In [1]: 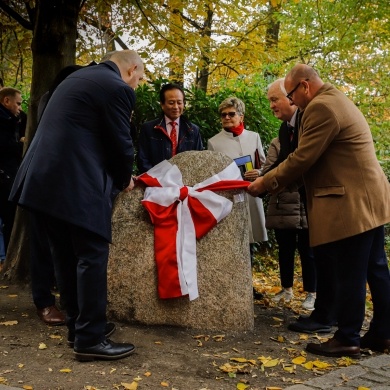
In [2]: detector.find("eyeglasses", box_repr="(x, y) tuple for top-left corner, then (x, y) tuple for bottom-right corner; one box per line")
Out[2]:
(220, 112), (237, 118)
(286, 79), (309, 101)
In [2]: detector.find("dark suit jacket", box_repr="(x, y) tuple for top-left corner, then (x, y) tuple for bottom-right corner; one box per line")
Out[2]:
(137, 116), (203, 174)
(10, 61), (135, 242)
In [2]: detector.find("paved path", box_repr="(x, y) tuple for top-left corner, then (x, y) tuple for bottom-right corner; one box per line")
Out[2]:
(284, 354), (390, 390)
(1, 355), (389, 390)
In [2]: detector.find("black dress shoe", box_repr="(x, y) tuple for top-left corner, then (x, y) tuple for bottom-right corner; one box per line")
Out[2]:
(67, 322), (116, 347)
(74, 339), (135, 361)
(288, 317), (333, 334)
(306, 337), (361, 358)
(360, 332), (390, 353)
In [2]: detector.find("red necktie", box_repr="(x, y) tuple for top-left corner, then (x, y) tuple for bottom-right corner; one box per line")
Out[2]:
(170, 121), (177, 156)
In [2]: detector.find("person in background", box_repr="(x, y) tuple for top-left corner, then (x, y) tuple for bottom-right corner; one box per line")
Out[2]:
(264, 79), (316, 310)
(10, 50), (144, 361)
(0, 87), (23, 256)
(248, 64), (390, 358)
(208, 96), (268, 299)
(137, 83), (203, 174)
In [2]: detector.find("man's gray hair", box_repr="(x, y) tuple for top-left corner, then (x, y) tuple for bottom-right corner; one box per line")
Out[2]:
(267, 78), (287, 96)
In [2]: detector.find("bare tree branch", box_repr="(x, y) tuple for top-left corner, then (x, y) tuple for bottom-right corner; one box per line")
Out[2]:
(80, 14), (129, 50)
(0, 0), (33, 30)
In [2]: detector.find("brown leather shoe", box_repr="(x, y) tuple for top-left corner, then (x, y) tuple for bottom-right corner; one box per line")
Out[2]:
(360, 333), (390, 353)
(306, 337), (361, 358)
(37, 305), (65, 326)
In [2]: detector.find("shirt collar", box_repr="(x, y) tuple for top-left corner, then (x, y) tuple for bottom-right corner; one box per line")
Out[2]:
(288, 109), (298, 128)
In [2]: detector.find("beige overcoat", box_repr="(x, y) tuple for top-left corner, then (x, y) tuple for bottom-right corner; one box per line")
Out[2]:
(208, 129), (268, 243)
(263, 83), (390, 247)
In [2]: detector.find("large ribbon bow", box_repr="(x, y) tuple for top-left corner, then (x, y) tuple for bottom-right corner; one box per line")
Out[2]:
(137, 160), (250, 301)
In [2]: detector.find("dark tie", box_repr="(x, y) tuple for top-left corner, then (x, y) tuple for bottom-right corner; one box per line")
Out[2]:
(287, 123), (294, 142)
(170, 121), (177, 156)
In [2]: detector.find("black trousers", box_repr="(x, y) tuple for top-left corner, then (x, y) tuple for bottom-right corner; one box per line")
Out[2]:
(313, 226), (390, 345)
(35, 212), (109, 348)
(29, 213), (57, 309)
(274, 228), (317, 292)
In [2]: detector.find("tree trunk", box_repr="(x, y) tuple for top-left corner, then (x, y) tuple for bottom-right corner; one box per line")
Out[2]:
(195, 7), (213, 92)
(265, 1), (280, 50)
(1, 0), (81, 282)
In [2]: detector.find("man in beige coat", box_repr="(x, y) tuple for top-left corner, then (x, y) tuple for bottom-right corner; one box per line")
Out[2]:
(248, 64), (390, 358)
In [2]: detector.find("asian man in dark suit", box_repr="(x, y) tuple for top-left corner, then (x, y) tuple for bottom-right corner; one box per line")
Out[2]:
(137, 83), (203, 174)
(10, 50), (144, 361)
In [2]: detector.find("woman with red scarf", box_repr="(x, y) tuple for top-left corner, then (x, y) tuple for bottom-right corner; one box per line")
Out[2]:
(207, 97), (268, 296)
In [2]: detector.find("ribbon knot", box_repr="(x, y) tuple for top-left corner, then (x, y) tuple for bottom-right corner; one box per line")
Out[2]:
(137, 160), (250, 301)
(179, 186), (188, 201)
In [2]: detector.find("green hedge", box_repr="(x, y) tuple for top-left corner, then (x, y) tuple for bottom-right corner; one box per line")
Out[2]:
(133, 76), (280, 153)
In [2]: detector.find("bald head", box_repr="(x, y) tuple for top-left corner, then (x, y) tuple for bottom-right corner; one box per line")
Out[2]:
(284, 64), (324, 110)
(109, 50), (144, 89)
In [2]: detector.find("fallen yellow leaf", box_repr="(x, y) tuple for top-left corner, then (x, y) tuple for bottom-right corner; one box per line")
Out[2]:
(144, 372), (152, 377)
(283, 364), (295, 373)
(230, 357), (248, 363)
(219, 363), (238, 373)
(292, 356), (306, 364)
(8, 294), (18, 298)
(0, 320), (18, 326)
(357, 387), (370, 390)
(160, 382), (169, 387)
(237, 383), (249, 389)
(266, 387), (283, 390)
(336, 356), (356, 366)
(0, 377), (7, 384)
(59, 368), (72, 373)
(18, 363), (24, 368)
(154, 341), (162, 345)
(22, 386), (33, 390)
(263, 359), (279, 367)
(272, 317), (283, 322)
(313, 360), (332, 369)
(121, 382), (138, 390)
(49, 335), (62, 339)
(38, 343), (47, 350)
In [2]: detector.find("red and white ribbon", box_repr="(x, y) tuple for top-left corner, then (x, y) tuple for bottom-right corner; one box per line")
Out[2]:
(137, 160), (249, 301)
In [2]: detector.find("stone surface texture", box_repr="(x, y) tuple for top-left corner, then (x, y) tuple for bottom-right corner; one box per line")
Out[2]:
(107, 150), (254, 331)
